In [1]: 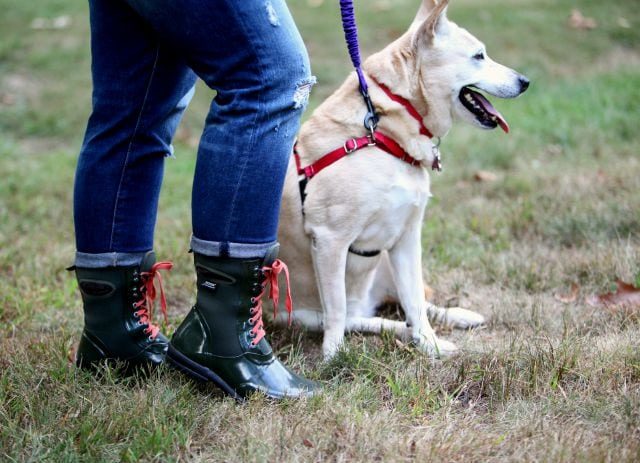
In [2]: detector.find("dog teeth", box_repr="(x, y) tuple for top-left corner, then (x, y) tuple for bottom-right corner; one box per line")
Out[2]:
(465, 94), (474, 103)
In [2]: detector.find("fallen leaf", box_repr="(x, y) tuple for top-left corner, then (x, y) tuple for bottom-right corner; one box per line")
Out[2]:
(67, 345), (77, 364)
(568, 9), (597, 30)
(423, 284), (434, 301)
(302, 438), (314, 448)
(473, 170), (498, 182)
(586, 280), (640, 311)
(0, 93), (15, 106)
(555, 283), (579, 304)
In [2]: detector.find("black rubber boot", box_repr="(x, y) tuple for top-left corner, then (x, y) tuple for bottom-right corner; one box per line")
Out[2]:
(168, 244), (319, 400)
(72, 252), (172, 373)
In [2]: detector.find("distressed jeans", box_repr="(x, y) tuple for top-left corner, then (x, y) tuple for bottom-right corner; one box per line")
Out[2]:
(73, 0), (314, 267)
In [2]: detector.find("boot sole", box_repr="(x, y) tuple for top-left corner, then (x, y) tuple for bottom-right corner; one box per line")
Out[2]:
(166, 344), (244, 402)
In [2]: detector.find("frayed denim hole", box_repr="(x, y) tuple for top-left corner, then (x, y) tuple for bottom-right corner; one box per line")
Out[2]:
(265, 1), (280, 27)
(293, 76), (317, 109)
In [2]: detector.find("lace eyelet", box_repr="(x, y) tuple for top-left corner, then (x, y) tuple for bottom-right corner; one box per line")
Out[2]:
(148, 335), (154, 341)
(250, 297), (256, 304)
(138, 321), (144, 326)
(248, 319), (254, 326)
(250, 341), (257, 347)
(133, 312), (140, 318)
(131, 303), (137, 308)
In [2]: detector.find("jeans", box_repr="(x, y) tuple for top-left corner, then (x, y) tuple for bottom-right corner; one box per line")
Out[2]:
(73, 0), (314, 267)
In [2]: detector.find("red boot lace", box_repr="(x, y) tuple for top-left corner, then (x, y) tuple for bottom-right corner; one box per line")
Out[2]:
(248, 259), (293, 346)
(133, 261), (173, 339)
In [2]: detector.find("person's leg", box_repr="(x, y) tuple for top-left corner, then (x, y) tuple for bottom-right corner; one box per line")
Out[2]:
(74, 0), (196, 267)
(72, 0), (197, 370)
(123, 0), (318, 398)
(124, 0), (315, 257)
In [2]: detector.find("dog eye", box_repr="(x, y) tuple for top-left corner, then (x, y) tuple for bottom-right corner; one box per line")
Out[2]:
(473, 52), (485, 60)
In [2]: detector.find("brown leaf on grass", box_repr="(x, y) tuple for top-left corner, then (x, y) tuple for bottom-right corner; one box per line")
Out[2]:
(555, 283), (579, 304)
(0, 93), (15, 106)
(424, 284), (434, 301)
(473, 170), (498, 182)
(302, 438), (314, 448)
(67, 345), (77, 365)
(568, 9), (597, 30)
(586, 280), (640, 311)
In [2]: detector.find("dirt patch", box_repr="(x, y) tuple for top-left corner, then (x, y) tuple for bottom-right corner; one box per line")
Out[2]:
(0, 72), (41, 106)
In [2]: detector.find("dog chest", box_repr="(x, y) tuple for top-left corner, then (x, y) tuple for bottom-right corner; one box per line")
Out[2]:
(352, 177), (431, 250)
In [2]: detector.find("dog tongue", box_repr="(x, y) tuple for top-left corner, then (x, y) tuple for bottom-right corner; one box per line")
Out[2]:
(472, 90), (510, 133)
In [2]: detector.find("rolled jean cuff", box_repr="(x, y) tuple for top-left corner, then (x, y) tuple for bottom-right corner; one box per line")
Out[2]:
(74, 251), (146, 268)
(190, 235), (277, 259)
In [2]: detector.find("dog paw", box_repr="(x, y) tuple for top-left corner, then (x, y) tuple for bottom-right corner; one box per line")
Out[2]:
(427, 303), (486, 329)
(414, 332), (459, 358)
(443, 307), (486, 329)
(322, 337), (343, 361)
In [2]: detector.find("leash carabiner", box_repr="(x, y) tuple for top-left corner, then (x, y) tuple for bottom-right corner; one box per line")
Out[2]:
(362, 90), (379, 141)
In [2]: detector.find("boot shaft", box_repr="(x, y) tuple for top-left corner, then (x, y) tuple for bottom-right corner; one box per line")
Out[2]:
(73, 251), (170, 368)
(183, 252), (272, 357)
(194, 253), (263, 322)
(75, 265), (140, 335)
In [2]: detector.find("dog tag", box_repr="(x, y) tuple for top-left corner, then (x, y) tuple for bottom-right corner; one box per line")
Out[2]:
(431, 143), (442, 172)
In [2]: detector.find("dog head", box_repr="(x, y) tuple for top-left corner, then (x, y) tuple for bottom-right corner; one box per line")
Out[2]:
(409, 0), (529, 134)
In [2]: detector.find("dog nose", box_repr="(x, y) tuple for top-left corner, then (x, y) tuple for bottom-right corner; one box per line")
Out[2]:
(519, 75), (530, 93)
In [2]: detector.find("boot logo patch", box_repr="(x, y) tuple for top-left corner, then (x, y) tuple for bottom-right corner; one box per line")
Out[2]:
(201, 281), (218, 291)
(196, 266), (236, 285)
(79, 280), (116, 297)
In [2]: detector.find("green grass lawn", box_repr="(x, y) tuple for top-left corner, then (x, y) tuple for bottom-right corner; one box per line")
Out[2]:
(1, 0), (640, 461)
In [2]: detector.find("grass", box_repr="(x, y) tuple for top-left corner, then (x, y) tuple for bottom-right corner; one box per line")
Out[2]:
(1, 0), (640, 461)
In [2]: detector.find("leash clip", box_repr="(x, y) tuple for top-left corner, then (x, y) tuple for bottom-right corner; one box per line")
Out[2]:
(361, 90), (379, 140)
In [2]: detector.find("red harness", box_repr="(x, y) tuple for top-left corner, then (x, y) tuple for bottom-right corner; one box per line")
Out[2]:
(293, 79), (441, 193)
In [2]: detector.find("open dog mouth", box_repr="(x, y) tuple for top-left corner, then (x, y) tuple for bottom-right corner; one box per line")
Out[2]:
(459, 86), (509, 133)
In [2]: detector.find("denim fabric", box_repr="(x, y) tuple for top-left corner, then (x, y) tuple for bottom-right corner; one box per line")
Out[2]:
(74, 0), (313, 265)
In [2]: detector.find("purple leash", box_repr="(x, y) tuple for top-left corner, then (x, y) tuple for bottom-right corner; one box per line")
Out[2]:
(339, 0), (379, 135)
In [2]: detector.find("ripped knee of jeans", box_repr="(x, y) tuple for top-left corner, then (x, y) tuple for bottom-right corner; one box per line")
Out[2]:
(265, 1), (280, 27)
(293, 76), (317, 110)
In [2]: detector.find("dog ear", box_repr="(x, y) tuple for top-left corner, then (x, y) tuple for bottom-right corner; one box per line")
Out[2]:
(409, 0), (437, 32)
(412, 0), (450, 48)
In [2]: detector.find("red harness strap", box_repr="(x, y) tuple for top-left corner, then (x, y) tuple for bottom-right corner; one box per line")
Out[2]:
(373, 79), (434, 139)
(294, 130), (419, 181)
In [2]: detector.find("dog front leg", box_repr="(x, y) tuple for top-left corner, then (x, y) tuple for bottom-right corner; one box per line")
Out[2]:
(310, 234), (350, 360)
(388, 224), (458, 357)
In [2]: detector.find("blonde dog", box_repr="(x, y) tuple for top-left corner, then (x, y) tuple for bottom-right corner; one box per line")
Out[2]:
(276, 0), (529, 359)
